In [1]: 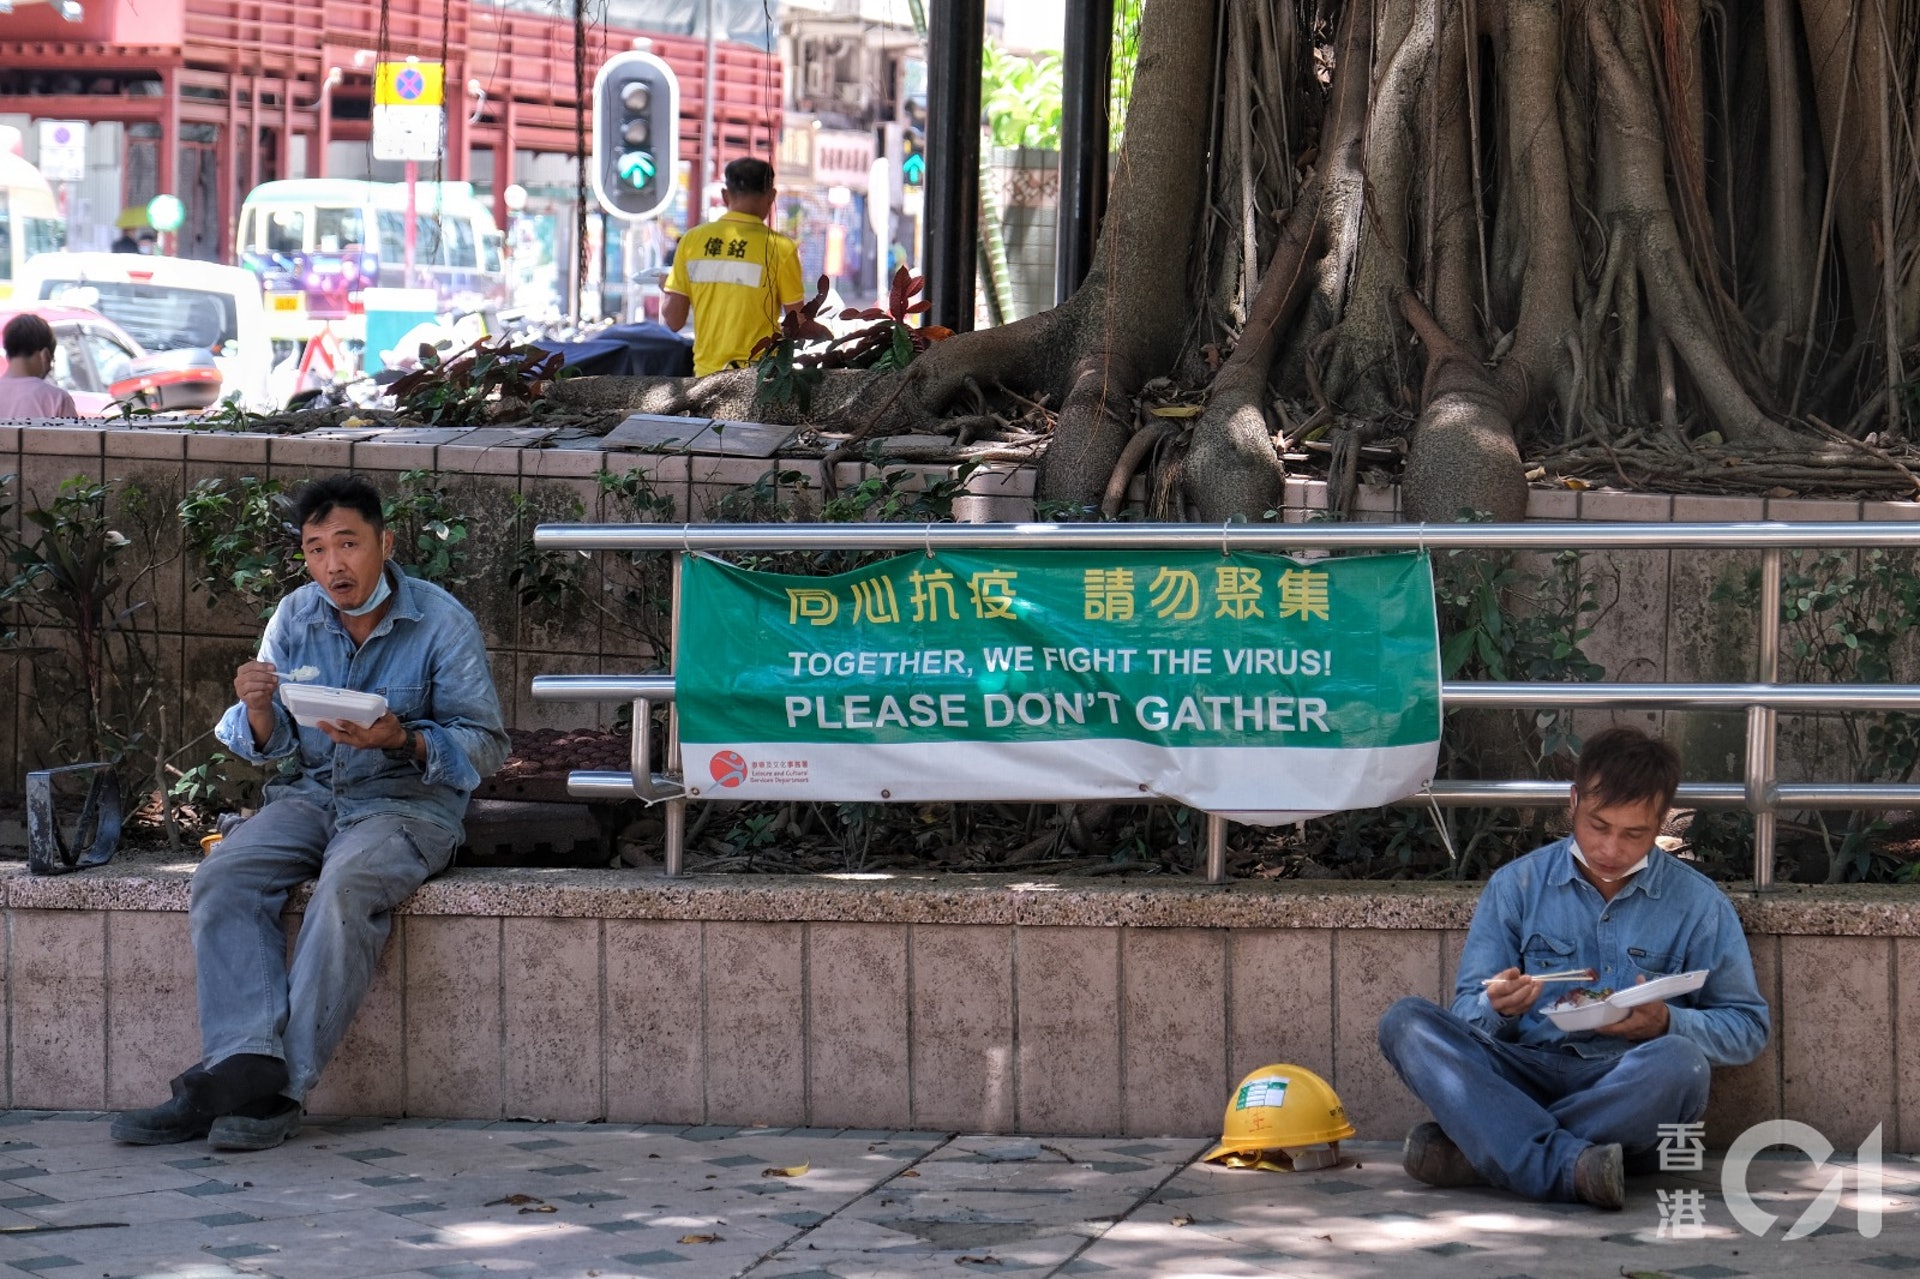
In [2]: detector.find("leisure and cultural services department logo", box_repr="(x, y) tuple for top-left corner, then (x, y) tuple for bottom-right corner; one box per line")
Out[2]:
(709, 750), (747, 788)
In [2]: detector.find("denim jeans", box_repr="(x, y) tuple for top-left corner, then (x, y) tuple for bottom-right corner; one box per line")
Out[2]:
(1377, 996), (1711, 1201)
(189, 799), (456, 1100)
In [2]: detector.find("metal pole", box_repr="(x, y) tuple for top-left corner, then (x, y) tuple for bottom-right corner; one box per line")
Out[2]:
(536, 520), (1920, 554)
(1055, 0), (1111, 303)
(1205, 813), (1227, 884)
(404, 159), (419, 287)
(926, 0), (984, 331)
(665, 551), (686, 876)
(694, 0), (718, 235)
(1750, 547), (1782, 890)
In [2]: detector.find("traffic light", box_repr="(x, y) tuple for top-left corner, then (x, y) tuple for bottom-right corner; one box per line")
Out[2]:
(901, 126), (925, 190)
(591, 51), (679, 220)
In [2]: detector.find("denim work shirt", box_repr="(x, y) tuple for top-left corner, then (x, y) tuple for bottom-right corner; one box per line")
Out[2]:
(215, 568), (509, 841)
(1450, 838), (1769, 1067)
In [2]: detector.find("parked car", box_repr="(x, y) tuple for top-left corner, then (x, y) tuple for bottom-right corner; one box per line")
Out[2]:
(0, 304), (222, 416)
(15, 252), (276, 411)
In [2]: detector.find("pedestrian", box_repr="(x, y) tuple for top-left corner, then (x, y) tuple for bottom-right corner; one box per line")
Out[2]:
(1376, 726), (1768, 1210)
(0, 313), (78, 419)
(111, 227), (141, 253)
(136, 230), (157, 254)
(662, 157), (804, 377)
(111, 475), (509, 1152)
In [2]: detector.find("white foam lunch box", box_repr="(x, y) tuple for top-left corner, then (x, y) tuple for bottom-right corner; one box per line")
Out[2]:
(279, 683), (389, 728)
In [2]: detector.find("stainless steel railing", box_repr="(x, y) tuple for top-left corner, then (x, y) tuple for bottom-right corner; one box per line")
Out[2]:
(532, 520), (1920, 889)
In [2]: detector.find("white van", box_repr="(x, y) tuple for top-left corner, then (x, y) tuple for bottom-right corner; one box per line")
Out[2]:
(237, 179), (507, 348)
(16, 252), (278, 412)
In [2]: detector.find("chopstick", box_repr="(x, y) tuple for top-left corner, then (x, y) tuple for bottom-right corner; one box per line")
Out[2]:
(1480, 967), (1597, 986)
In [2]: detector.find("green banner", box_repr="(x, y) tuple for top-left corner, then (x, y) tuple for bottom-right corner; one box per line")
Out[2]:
(676, 549), (1440, 820)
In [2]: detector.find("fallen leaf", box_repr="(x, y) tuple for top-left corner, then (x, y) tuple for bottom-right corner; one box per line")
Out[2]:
(763, 1161), (811, 1178)
(956, 1256), (1001, 1266)
(518, 1204), (558, 1214)
(1149, 404), (1203, 418)
(901, 1169), (921, 1177)
(680, 1233), (723, 1245)
(1563, 477), (1591, 490)
(485, 1194), (545, 1207)
(1170, 1213), (1193, 1227)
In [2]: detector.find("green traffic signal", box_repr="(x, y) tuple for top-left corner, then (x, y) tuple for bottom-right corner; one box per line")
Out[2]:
(594, 51), (678, 218)
(617, 151), (657, 188)
(902, 153), (925, 185)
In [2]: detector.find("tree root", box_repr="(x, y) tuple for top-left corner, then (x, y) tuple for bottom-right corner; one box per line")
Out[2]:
(1102, 419), (1183, 518)
(1040, 351), (1145, 514)
(1398, 290), (1528, 522)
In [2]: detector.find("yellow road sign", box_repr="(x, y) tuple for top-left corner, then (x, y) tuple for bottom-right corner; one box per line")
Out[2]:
(374, 62), (444, 108)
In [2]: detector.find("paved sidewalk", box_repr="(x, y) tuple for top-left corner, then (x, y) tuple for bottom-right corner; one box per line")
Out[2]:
(0, 1111), (1911, 1277)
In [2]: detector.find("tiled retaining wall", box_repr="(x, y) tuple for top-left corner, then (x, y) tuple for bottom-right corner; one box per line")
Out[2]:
(6, 857), (1917, 1151)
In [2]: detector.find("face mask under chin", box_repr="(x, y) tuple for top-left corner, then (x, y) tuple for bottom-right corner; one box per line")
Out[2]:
(333, 565), (393, 617)
(1569, 838), (1649, 883)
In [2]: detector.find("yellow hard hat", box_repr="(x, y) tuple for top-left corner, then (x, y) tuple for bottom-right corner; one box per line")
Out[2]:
(1203, 1063), (1355, 1169)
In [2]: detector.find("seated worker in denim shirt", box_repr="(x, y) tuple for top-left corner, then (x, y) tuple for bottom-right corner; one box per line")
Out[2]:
(114, 474), (508, 1152)
(1377, 727), (1768, 1211)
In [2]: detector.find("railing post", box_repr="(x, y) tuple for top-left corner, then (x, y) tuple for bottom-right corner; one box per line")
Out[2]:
(1205, 812), (1227, 884)
(1748, 546), (1783, 890)
(665, 550), (687, 877)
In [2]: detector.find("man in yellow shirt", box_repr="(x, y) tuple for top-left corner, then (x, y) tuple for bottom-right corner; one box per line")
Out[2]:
(663, 157), (805, 377)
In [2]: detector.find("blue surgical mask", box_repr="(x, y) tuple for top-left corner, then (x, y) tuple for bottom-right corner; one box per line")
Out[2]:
(336, 565), (393, 617)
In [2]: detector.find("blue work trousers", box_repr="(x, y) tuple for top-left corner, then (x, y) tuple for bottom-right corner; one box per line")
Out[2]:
(1377, 996), (1711, 1201)
(189, 799), (456, 1101)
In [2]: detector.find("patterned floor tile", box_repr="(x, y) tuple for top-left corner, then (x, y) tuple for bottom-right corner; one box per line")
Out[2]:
(179, 1180), (243, 1197)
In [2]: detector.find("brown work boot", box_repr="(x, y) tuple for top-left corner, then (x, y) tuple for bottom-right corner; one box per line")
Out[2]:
(1402, 1122), (1484, 1188)
(1573, 1142), (1626, 1210)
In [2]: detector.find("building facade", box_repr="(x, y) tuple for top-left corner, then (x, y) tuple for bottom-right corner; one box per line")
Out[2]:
(0, 0), (781, 290)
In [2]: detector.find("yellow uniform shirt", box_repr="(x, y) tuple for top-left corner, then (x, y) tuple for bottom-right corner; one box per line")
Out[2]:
(664, 211), (805, 377)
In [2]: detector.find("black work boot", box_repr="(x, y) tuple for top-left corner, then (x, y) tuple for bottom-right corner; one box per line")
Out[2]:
(209, 1096), (303, 1152)
(1402, 1121), (1486, 1188)
(198, 1053), (290, 1114)
(110, 1066), (220, 1145)
(110, 1054), (290, 1146)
